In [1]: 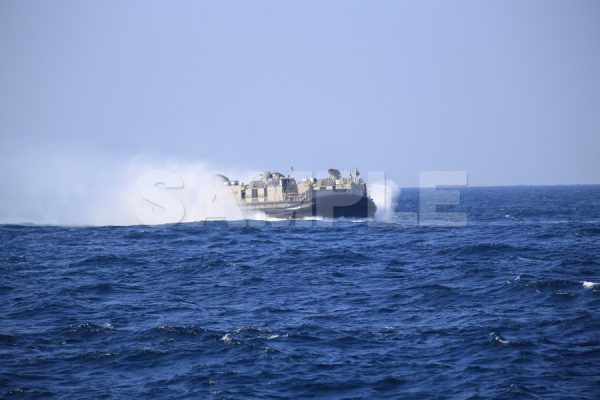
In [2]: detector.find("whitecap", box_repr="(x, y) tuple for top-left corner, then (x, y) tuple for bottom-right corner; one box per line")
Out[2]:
(581, 281), (599, 289)
(233, 326), (270, 334)
(220, 333), (232, 344)
(489, 332), (510, 344)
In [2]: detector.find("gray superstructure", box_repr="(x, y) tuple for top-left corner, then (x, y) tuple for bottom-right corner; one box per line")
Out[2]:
(219, 169), (377, 219)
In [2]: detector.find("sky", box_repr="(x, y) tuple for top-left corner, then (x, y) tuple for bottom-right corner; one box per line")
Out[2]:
(1, 0), (599, 188)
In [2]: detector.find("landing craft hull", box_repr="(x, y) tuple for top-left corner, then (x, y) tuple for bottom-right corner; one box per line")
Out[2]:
(223, 168), (377, 219)
(241, 192), (377, 219)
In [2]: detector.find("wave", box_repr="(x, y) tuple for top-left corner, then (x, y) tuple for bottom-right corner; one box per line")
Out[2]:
(438, 242), (528, 257)
(69, 254), (147, 268)
(489, 332), (511, 345)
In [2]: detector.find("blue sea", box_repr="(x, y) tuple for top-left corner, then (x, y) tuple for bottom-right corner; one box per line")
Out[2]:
(2, 186), (600, 399)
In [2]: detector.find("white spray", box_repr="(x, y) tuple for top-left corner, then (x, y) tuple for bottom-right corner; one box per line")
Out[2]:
(0, 153), (398, 226)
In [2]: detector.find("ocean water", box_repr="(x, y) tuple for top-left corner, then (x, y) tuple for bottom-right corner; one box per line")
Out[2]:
(1, 186), (600, 399)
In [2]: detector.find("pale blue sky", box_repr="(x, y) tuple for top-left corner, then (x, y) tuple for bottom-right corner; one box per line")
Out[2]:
(1, 0), (599, 186)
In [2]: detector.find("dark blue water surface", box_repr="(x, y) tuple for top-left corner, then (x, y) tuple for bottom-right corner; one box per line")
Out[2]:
(2, 186), (600, 399)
